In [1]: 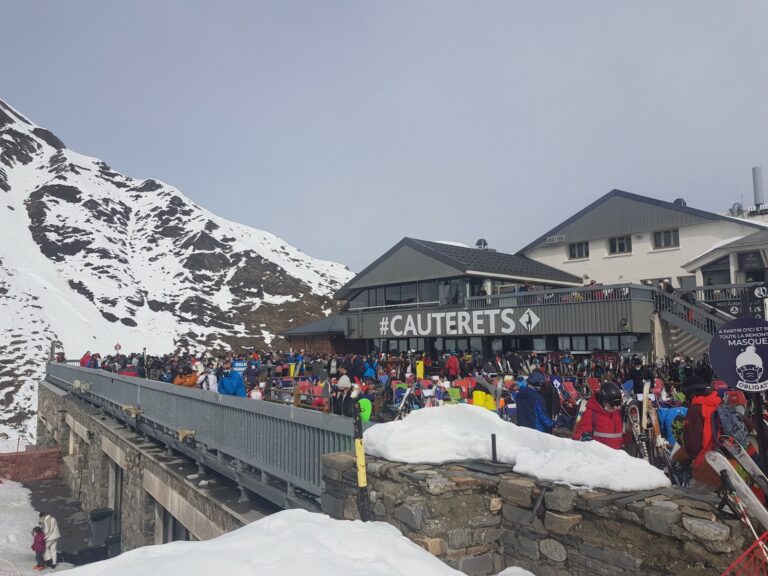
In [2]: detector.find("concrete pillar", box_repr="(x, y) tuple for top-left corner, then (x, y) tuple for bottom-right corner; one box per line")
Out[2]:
(729, 253), (739, 283)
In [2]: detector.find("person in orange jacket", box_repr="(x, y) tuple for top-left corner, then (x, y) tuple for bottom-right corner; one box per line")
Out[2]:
(173, 365), (198, 387)
(672, 375), (722, 489)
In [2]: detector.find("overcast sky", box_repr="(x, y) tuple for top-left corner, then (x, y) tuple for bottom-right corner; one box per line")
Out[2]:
(2, 1), (767, 271)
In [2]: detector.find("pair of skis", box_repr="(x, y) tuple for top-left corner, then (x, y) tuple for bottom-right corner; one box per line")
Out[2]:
(706, 450), (768, 560)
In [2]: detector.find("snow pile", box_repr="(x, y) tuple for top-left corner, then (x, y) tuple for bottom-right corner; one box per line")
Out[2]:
(364, 405), (671, 492)
(59, 509), (463, 576)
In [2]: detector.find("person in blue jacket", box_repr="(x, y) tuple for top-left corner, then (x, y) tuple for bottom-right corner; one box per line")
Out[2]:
(514, 372), (554, 433)
(218, 359), (246, 397)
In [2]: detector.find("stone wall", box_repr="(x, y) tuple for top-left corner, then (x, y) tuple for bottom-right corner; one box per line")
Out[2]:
(321, 452), (746, 576)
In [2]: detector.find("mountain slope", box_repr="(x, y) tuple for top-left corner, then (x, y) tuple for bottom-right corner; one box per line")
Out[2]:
(0, 99), (353, 447)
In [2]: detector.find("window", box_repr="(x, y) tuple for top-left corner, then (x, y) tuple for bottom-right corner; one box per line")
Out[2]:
(400, 283), (417, 304)
(603, 335), (619, 351)
(373, 287), (385, 307)
(620, 335), (637, 351)
(608, 236), (632, 255)
(653, 229), (679, 249)
(438, 279), (465, 305)
(385, 285), (401, 306)
(557, 336), (571, 351)
(568, 242), (589, 260)
(587, 335), (603, 351)
(349, 290), (368, 310)
(418, 281), (438, 303)
(571, 336), (586, 351)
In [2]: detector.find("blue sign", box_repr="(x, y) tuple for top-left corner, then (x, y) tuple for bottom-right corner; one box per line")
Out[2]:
(709, 317), (768, 392)
(232, 360), (247, 375)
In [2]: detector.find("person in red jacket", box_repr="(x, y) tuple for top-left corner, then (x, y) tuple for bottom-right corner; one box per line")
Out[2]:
(572, 381), (624, 449)
(444, 353), (460, 382)
(79, 351), (92, 367)
(31, 526), (46, 571)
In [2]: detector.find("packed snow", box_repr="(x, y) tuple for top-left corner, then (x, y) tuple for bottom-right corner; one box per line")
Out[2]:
(364, 404), (671, 492)
(58, 509), (464, 576)
(1, 480), (532, 576)
(0, 480), (73, 575)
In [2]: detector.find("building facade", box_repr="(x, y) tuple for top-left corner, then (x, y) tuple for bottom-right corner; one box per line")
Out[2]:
(287, 237), (661, 358)
(518, 189), (766, 289)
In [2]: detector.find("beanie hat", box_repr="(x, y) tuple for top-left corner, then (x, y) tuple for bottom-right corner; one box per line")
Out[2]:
(737, 346), (763, 369)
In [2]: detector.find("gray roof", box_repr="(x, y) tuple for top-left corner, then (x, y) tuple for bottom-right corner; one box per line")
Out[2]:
(335, 237), (581, 299)
(282, 314), (345, 336)
(717, 229), (768, 251)
(518, 189), (766, 253)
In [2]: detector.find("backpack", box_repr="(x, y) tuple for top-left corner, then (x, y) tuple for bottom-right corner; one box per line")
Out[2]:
(712, 404), (750, 448)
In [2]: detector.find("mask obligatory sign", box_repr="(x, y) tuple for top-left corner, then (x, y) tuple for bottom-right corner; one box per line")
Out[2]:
(709, 317), (768, 392)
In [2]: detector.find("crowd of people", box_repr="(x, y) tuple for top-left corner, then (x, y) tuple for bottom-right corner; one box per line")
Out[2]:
(62, 345), (765, 493)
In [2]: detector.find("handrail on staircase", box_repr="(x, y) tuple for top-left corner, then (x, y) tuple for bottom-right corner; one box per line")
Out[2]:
(652, 287), (723, 340)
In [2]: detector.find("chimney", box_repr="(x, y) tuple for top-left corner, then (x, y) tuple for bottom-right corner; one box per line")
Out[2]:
(476, 238), (488, 250)
(754, 166), (764, 209)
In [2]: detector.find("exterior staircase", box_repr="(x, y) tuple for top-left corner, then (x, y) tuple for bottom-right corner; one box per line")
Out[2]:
(652, 288), (725, 359)
(666, 323), (710, 359)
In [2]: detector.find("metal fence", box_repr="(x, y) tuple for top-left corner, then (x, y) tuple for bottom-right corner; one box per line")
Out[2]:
(45, 363), (362, 507)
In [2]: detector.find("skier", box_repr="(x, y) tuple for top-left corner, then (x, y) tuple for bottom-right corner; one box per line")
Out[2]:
(514, 372), (554, 433)
(571, 381), (624, 449)
(671, 375), (722, 489)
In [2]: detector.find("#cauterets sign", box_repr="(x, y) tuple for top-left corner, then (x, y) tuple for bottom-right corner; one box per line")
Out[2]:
(376, 308), (540, 337)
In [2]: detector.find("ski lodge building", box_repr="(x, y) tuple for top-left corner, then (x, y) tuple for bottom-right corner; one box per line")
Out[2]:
(284, 189), (768, 360)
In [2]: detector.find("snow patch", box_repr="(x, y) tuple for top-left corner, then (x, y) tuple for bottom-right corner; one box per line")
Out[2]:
(364, 405), (671, 492)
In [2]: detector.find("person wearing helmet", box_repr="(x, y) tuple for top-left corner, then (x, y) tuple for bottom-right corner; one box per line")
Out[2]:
(671, 375), (721, 489)
(571, 381), (624, 449)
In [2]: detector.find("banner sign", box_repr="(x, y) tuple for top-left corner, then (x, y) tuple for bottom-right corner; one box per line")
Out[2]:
(377, 308), (540, 337)
(232, 360), (247, 374)
(709, 317), (768, 392)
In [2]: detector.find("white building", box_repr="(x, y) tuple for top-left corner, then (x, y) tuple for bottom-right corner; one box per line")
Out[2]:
(519, 189), (766, 289)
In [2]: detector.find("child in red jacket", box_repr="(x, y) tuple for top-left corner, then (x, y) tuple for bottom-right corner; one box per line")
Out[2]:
(31, 526), (46, 571)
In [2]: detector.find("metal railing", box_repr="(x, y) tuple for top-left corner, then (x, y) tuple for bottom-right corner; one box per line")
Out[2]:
(690, 282), (761, 315)
(45, 363), (365, 509)
(652, 288), (724, 341)
(465, 283), (652, 310)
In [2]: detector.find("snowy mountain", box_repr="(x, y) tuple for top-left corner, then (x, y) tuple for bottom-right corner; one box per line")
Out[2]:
(0, 99), (354, 447)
